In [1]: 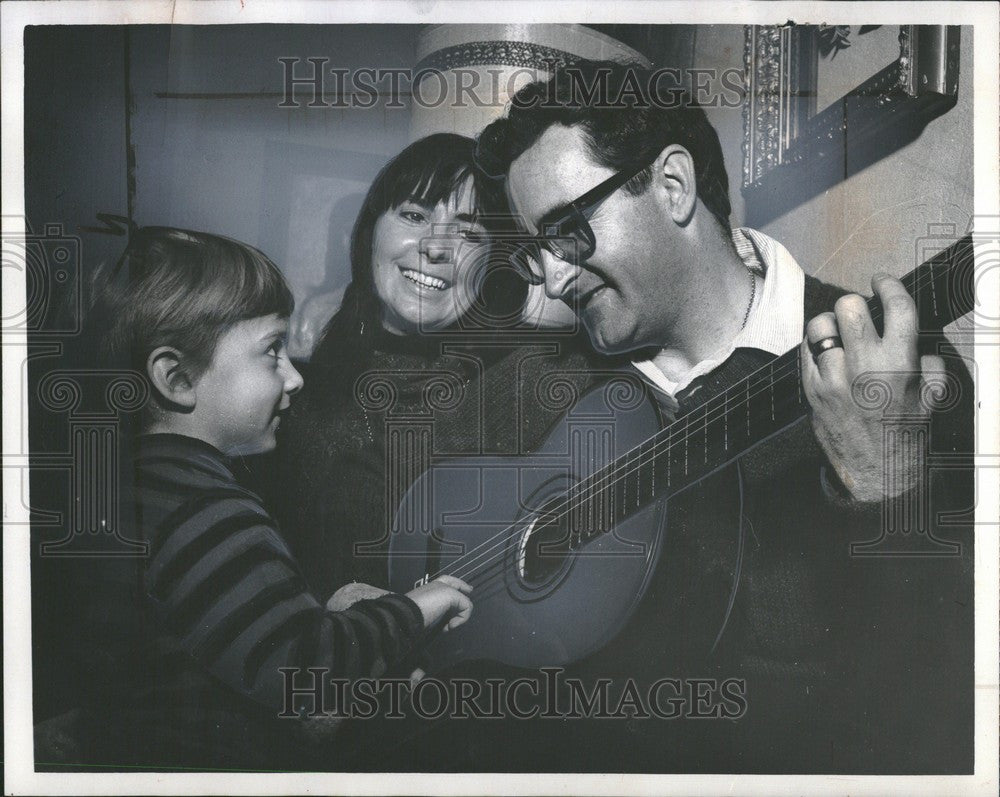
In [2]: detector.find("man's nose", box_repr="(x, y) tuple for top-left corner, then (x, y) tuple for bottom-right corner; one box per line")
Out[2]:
(540, 248), (578, 301)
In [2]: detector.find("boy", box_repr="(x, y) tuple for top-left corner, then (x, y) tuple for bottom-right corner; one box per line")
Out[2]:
(78, 227), (472, 768)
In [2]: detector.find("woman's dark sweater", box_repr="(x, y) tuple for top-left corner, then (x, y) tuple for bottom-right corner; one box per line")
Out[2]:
(271, 326), (603, 597)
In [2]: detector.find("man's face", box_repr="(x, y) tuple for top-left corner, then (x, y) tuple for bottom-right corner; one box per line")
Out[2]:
(506, 124), (675, 354)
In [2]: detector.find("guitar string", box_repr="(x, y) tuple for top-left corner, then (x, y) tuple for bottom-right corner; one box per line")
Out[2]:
(434, 352), (805, 587)
(414, 265), (953, 588)
(439, 253), (962, 588)
(432, 269), (942, 589)
(441, 353), (806, 588)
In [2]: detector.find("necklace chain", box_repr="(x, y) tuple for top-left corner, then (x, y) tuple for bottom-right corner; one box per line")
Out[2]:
(740, 264), (757, 331)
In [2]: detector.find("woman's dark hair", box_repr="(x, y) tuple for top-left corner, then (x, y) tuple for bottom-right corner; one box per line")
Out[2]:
(311, 133), (523, 393)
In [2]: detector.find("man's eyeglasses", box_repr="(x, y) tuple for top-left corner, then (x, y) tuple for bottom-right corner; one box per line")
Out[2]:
(497, 157), (655, 285)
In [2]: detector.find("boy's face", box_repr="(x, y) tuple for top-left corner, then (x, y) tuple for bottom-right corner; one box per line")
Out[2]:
(193, 314), (303, 456)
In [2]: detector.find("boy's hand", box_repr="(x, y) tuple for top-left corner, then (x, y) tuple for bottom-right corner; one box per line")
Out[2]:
(406, 575), (473, 633)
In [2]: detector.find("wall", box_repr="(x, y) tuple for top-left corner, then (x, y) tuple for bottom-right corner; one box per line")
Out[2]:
(128, 25), (419, 312)
(760, 27), (973, 293)
(25, 24), (132, 723)
(693, 24), (974, 353)
(766, 26), (973, 295)
(24, 25), (129, 308)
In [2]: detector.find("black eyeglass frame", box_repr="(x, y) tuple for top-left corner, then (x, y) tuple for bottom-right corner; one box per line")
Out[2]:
(497, 156), (657, 285)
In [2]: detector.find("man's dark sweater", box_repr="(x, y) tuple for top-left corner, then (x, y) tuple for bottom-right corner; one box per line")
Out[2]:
(597, 275), (976, 773)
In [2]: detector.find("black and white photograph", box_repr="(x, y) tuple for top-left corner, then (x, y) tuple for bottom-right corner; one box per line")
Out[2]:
(3, 1), (998, 794)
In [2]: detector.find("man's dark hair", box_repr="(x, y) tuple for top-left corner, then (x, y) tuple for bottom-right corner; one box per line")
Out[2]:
(476, 60), (732, 231)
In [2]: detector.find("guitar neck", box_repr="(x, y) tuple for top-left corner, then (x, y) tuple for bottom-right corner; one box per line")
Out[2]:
(567, 235), (975, 541)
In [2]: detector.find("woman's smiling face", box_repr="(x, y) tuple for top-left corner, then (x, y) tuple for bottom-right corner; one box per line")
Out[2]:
(371, 178), (489, 335)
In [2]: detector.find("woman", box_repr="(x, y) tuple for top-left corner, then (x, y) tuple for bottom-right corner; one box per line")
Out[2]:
(272, 133), (598, 599)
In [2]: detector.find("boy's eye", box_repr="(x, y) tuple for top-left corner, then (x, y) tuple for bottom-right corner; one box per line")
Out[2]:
(266, 340), (284, 358)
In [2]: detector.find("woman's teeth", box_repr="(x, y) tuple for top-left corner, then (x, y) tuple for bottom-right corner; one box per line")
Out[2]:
(401, 269), (447, 291)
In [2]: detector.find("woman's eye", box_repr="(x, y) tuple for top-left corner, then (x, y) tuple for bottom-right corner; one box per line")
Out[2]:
(266, 341), (283, 358)
(461, 229), (487, 242)
(400, 210), (426, 224)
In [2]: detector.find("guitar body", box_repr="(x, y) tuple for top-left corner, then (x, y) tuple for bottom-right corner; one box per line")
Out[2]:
(388, 378), (669, 671)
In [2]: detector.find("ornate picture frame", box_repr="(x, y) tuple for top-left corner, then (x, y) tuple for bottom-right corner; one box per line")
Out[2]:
(742, 24), (960, 211)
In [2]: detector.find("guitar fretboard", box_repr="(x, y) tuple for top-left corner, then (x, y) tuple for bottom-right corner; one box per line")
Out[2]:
(560, 235), (975, 546)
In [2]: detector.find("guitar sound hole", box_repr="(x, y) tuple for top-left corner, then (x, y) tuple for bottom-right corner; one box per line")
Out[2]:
(517, 515), (572, 587)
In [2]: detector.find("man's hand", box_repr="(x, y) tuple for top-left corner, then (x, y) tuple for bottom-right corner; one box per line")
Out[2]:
(406, 575), (474, 633)
(801, 274), (946, 503)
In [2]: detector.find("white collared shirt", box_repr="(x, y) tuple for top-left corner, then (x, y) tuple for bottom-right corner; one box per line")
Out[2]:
(631, 227), (806, 411)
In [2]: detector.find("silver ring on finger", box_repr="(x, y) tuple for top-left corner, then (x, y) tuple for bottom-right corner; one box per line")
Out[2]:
(809, 335), (843, 361)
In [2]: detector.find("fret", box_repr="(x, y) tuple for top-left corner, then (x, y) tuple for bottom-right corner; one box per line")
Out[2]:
(769, 360), (775, 421)
(621, 444), (633, 510)
(589, 470), (598, 536)
(586, 472), (594, 536)
(604, 458), (614, 532)
(651, 443), (656, 498)
(667, 415), (685, 490)
(703, 403), (710, 464)
(631, 444), (639, 508)
(613, 447), (627, 528)
(627, 459), (636, 517)
(723, 389), (729, 452)
(636, 439), (652, 507)
(608, 428), (619, 531)
(666, 432), (672, 489)
(745, 379), (751, 441)
(596, 462), (605, 535)
(630, 444), (640, 514)
(796, 355), (802, 406)
(609, 449), (620, 528)
(684, 414), (690, 476)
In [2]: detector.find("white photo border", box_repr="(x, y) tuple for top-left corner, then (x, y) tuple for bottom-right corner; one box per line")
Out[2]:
(3, 2), (997, 794)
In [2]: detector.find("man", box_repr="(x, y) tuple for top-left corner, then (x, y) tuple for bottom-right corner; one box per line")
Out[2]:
(472, 61), (973, 772)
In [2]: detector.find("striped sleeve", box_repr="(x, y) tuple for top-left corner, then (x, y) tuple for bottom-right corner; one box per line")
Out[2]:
(136, 439), (424, 713)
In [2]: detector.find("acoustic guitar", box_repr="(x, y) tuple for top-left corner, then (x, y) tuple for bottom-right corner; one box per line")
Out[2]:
(387, 236), (975, 671)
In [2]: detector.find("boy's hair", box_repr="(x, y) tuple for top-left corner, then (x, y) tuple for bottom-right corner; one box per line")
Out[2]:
(91, 226), (294, 379)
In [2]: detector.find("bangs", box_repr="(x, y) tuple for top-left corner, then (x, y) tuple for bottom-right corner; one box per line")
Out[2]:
(229, 242), (295, 321)
(389, 160), (478, 211)
(369, 133), (505, 217)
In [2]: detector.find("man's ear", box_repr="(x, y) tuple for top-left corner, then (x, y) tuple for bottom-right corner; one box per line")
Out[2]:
(655, 144), (697, 225)
(146, 346), (197, 410)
